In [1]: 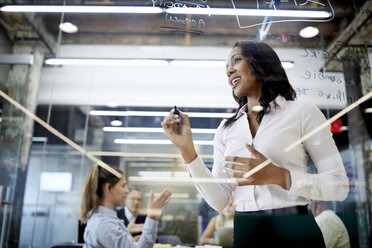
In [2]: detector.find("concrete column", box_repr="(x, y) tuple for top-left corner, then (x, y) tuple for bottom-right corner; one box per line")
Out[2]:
(342, 48), (372, 248)
(0, 41), (44, 247)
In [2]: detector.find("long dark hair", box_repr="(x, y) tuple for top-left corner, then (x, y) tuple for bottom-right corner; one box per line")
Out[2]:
(80, 164), (123, 222)
(223, 41), (296, 128)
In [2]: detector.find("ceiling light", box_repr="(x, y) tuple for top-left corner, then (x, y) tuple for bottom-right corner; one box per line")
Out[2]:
(103, 127), (216, 133)
(140, 171), (172, 177)
(32, 137), (48, 142)
(251, 106), (264, 112)
(110, 120), (123, 126)
(365, 108), (372, 114)
(299, 26), (319, 38)
(45, 58), (169, 66)
(45, 58), (293, 70)
(59, 22), (78, 33)
(144, 191), (190, 198)
(90, 110), (232, 118)
(166, 8), (331, 18)
(0, 5), (330, 18)
(0, 5), (163, 14)
(106, 102), (119, 108)
(170, 60), (226, 67)
(129, 176), (235, 184)
(113, 139), (213, 145)
(282, 61), (294, 69)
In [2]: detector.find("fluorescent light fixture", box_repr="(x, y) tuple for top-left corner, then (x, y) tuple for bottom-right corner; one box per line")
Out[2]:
(45, 58), (168, 66)
(170, 60), (226, 67)
(140, 171), (172, 177)
(40, 172), (72, 192)
(114, 139), (213, 145)
(364, 108), (372, 114)
(174, 171), (189, 178)
(110, 120), (123, 126)
(341, 126), (348, 131)
(103, 127), (216, 133)
(144, 172), (190, 178)
(299, 26), (319, 38)
(166, 7), (331, 18)
(107, 102), (119, 108)
(45, 58), (293, 70)
(129, 176), (236, 184)
(282, 61), (294, 69)
(90, 110), (232, 118)
(0, 5), (330, 18)
(59, 22), (78, 33)
(144, 192), (190, 198)
(251, 106), (264, 112)
(32, 137), (48, 142)
(0, 5), (163, 14)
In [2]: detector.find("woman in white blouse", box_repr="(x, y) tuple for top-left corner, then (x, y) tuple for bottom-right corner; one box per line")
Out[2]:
(80, 164), (172, 248)
(162, 41), (349, 247)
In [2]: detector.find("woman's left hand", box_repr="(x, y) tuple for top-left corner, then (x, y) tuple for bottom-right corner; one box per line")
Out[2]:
(224, 143), (291, 189)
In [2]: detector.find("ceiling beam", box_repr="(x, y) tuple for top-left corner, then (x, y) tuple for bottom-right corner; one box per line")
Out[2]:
(325, 0), (372, 71)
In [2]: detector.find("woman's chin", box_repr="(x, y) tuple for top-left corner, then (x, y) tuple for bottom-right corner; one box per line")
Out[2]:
(233, 90), (243, 98)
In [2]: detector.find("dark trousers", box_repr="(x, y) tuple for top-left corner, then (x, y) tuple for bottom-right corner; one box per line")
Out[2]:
(233, 207), (325, 248)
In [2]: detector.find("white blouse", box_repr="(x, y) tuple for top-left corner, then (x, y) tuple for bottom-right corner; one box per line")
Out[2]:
(186, 95), (349, 212)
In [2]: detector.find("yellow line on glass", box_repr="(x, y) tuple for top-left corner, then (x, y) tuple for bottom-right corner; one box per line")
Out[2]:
(284, 91), (372, 152)
(243, 91), (372, 179)
(0, 90), (122, 178)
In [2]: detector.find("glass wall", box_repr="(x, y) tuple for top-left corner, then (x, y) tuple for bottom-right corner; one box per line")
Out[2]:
(0, 0), (371, 247)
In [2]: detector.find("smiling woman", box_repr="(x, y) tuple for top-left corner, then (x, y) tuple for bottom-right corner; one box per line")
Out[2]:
(162, 41), (349, 247)
(225, 41), (297, 126)
(0, 0), (370, 247)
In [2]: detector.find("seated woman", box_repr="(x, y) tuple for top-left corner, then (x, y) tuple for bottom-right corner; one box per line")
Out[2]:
(200, 198), (234, 245)
(80, 164), (172, 248)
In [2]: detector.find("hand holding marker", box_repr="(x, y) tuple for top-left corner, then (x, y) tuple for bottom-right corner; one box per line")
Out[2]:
(174, 106), (182, 125)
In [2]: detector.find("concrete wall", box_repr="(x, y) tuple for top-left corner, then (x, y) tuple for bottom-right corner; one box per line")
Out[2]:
(0, 26), (11, 85)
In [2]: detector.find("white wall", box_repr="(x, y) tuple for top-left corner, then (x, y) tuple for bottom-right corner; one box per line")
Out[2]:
(38, 45), (346, 109)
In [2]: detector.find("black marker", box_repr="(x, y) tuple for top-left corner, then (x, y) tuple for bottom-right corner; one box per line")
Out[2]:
(174, 105), (182, 125)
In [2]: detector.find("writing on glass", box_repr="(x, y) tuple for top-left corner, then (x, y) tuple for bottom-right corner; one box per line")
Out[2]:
(152, 0), (208, 28)
(231, 0), (335, 29)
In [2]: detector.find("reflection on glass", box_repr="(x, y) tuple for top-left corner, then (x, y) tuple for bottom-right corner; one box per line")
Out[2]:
(0, 1), (370, 247)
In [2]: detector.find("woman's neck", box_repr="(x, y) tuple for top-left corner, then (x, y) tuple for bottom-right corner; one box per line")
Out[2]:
(99, 199), (115, 210)
(247, 96), (261, 113)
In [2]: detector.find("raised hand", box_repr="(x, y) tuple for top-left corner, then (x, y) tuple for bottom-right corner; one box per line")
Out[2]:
(147, 189), (173, 220)
(127, 218), (144, 235)
(224, 143), (291, 189)
(161, 109), (197, 163)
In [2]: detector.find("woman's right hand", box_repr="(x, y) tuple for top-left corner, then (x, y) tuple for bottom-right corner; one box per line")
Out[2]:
(127, 218), (144, 235)
(147, 189), (173, 220)
(161, 109), (197, 163)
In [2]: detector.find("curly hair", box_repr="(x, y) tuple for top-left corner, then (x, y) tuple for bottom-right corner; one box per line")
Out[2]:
(223, 41), (296, 129)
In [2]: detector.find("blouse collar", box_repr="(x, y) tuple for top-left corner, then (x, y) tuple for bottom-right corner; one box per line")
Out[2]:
(235, 95), (287, 119)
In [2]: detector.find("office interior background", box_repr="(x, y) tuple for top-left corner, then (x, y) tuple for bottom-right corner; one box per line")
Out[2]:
(0, 0), (372, 247)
